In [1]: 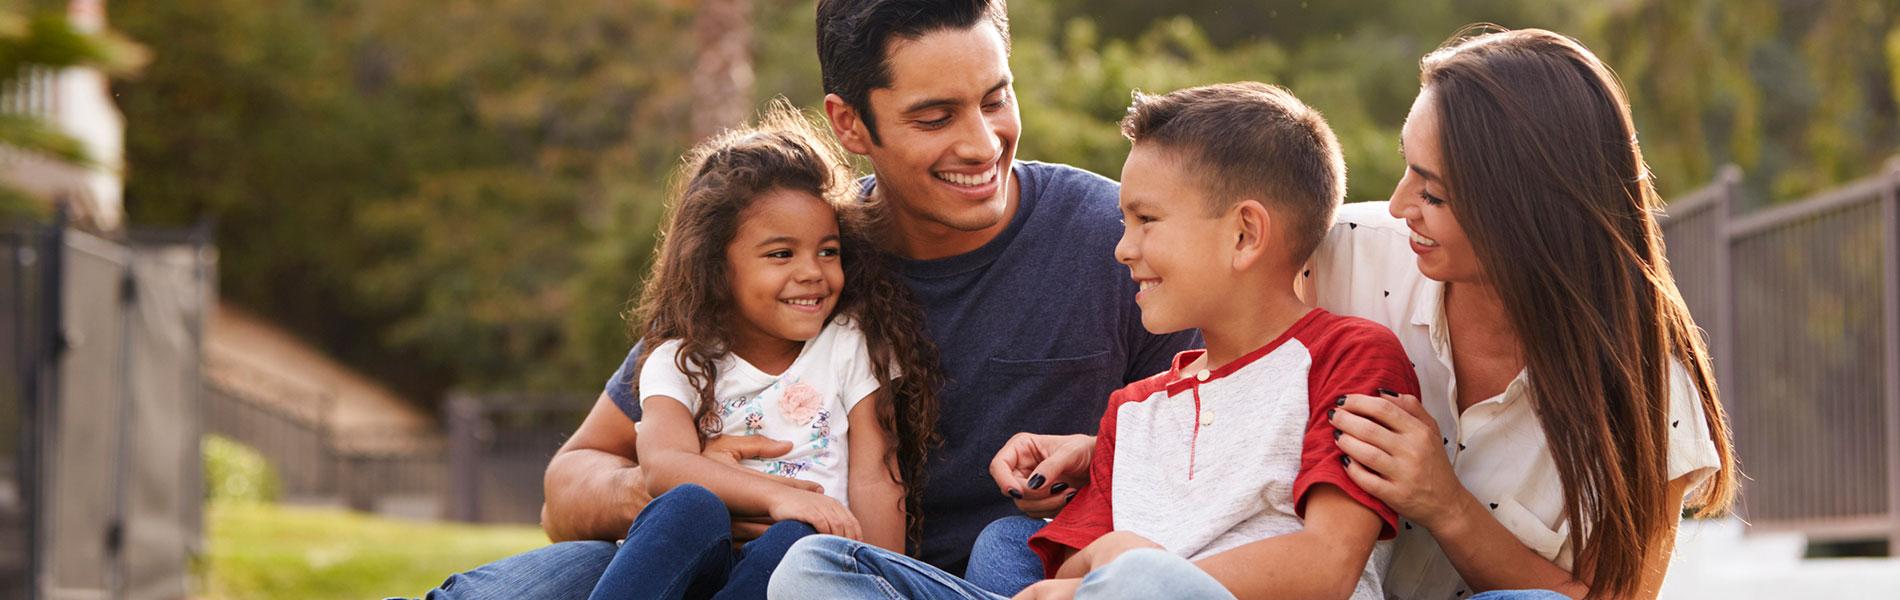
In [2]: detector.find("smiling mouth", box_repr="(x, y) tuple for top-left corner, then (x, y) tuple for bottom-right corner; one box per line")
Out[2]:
(1410, 231), (1440, 247)
(781, 296), (826, 307)
(934, 165), (997, 187)
(1137, 279), (1159, 292)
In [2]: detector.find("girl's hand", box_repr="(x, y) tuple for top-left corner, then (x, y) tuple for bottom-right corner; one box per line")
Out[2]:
(1331, 391), (1473, 530)
(769, 489), (863, 541)
(1012, 577), (1081, 600)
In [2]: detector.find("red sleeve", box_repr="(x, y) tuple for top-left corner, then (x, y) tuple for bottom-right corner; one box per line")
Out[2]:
(1293, 314), (1418, 540)
(1026, 377), (1162, 578)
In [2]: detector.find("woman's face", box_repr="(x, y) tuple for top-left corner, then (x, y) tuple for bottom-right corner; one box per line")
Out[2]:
(1389, 88), (1485, 283)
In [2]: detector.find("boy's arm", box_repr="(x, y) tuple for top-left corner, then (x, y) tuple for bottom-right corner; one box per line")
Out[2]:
(845, 389), (907, 553)
(1191, 485), (1382, 600)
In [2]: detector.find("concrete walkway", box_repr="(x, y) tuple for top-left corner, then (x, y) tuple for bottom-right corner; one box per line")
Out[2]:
(1661, 518), (1900, 598)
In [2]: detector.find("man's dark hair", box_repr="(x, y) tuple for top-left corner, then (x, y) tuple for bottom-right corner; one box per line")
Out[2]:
(816, 0), (1011, 144)
(1120, 82), (1346, 261)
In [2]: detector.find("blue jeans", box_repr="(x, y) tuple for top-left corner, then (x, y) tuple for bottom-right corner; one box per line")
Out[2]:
(962, 516), (1045, 596)
(419, 540), (617, 600)
(768, 537), (1238, 600)
(588, 484), (816, 600)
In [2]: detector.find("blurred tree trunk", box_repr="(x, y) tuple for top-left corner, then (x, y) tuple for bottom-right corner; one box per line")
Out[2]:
(693, 0), (754, 141)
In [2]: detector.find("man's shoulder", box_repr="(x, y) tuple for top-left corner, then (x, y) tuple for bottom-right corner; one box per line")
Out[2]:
(1017, 160), (1123, 241)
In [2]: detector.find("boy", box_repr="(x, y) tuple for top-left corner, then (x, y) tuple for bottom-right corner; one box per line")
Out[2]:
(769, 82), (1417, 600)
(1017, 82), (1417, 600)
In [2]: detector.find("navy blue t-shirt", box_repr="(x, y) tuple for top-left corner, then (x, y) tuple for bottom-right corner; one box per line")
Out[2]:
(603, 161), (1200, 571)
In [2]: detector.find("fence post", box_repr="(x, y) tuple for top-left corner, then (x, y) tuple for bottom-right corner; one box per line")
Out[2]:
(1713, 165), (1740, 418)
(1883, 158), (1900, 550)
(446, 393), (483, 523)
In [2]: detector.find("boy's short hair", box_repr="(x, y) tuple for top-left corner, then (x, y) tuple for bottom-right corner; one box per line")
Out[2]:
(1120, 82), (1346, 261)
(816, 0), (1011, 144)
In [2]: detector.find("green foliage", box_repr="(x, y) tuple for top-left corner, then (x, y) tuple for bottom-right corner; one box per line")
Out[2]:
(203, 434), (281, 504)
(202, 500), (545, 599)
(114, 0), (1900, 405)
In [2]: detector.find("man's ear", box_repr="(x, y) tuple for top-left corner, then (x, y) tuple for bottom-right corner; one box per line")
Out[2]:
(1232, 200), (1272, 271)
(824, 93), (873, 155)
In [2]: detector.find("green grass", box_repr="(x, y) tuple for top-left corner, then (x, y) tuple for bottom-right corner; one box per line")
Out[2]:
(203, 501), (550, 599)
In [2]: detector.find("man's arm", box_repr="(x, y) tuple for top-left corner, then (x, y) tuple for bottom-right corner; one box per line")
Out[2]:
(540, 391), (647, 542)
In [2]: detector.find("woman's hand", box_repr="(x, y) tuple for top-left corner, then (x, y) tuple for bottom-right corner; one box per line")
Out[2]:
(768, 489), (863, 541)
(1331, 391), (1475, 530)
(989, 433), (1094, 518)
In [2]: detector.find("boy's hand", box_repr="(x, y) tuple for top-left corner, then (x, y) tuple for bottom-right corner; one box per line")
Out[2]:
(1076, 531), (1163, 574)
(989, 433), (1094, 518)
(1332, 391), (1471, 530)
(769, 490), (862, 541)
(1012, 577), (1081, 600)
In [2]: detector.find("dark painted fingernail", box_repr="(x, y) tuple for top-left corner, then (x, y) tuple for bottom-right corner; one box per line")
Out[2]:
(1027, 474), (1046, 490)
(1328, 408), (1337, 420)
(1334, 395), (1347, 406)
(1065, 491), (1078, 502)
(1050, 482), (1070, 494)
(1333, 429), (1342, 439)
(1376, 387), (1397, 397)
(1340, 455), (1351, 467)
(1008, 488), (1022, 499)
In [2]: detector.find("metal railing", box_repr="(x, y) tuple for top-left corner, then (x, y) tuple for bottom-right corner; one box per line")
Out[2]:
(1660, 163), (1900, 546)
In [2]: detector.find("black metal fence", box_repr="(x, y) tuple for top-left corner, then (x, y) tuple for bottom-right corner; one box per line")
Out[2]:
(1, 213), (212, 600)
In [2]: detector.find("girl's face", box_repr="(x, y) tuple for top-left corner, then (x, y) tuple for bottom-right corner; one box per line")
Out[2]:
(725, 188), (845, 356)
(1390, 88), (1484, 284)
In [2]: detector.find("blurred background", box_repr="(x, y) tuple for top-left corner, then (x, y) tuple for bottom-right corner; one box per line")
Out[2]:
(3, 0), (1900, 598)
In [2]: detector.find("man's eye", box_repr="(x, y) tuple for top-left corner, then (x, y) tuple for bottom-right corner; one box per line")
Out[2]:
(918, 116), (950, 128)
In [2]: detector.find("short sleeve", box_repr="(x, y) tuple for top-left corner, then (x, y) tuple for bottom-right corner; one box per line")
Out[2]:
(834, 320), (885, 412)
(1665, 361), (1723, 493)
(637, 339), (700, 414)
(1296, 317), (1416, 540)
(604, 340), (647, 421)
(1028, 380), (1159, 578)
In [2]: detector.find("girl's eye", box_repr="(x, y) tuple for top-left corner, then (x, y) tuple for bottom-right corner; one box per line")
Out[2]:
(766, 249), (793, 259)
(818, 247), (840, 258)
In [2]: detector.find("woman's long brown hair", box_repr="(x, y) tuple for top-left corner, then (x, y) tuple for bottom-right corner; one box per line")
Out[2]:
(1420, 28), (1737, 597)
(630, 99), (943, 550)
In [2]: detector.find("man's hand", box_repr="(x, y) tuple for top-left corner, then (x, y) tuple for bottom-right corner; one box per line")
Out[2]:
(1012, 577), (1082, 600)
(702, 435), (824, 541)
(989, 433), (1095, 518)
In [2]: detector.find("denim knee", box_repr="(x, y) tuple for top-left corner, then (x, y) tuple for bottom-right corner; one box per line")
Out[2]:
(421, 540), (617, 600)
(970, 516), (1042, 555)
(1076, 548), (1234, 600)
(651, 483), (727, 519)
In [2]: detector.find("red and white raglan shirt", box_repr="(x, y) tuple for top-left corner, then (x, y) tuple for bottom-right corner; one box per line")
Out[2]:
(1028, 309), (1418, 600)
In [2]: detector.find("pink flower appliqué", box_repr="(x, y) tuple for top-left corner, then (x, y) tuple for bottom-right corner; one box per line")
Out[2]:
(778, 382), (824, 426)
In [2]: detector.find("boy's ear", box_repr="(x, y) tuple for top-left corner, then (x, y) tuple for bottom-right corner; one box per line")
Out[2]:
(1231, 199), (1272, 271)
(824, 94), (874, 155)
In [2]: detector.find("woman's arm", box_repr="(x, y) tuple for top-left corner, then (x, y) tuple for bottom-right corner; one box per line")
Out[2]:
(639, 397), (862, 538)
(1332, 392), (1587, 597)
(845, 390), (907, 552)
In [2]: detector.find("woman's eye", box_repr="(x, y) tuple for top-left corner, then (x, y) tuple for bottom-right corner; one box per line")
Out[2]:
(1418, 191), (1446, 206)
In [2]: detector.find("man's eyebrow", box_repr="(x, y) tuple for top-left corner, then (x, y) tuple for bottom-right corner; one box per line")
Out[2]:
(900, 78), (1012, 115)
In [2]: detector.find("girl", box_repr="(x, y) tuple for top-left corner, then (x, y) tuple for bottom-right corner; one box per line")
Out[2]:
(585, 100), (942, 600)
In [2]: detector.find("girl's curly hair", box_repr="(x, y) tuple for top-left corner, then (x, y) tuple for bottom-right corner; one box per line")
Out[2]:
(629, 99), (943, 551)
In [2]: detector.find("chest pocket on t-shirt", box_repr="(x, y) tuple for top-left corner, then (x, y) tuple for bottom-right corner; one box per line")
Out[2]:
(986, 349), (1113, 375)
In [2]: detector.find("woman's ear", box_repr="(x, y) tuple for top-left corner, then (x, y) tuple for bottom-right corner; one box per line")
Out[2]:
(1231, 199), (1272, 271)
(824, 94), (873, 156)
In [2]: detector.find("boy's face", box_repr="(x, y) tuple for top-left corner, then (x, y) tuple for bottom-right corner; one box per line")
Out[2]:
(831, 24), (1020, 236)
(1115, 144), (1233, 334)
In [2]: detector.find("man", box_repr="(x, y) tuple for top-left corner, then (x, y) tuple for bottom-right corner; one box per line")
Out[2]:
(422, 2), (1196, 598)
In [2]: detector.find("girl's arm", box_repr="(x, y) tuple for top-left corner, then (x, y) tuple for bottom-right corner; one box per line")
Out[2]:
(845, 389), (907, 552)
(1333, 392), (1587, 597)
(638, 396), (862, 539)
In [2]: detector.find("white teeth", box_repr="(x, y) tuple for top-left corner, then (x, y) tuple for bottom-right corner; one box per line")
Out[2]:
(1410, 231), (1440, 247)
(934, 167), (996, 187)
(1139, 280), (1158, 292)
(783, 298), (821, 306)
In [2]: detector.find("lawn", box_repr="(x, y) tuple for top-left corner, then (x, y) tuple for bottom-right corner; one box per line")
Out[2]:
(202, 501), (550, 599)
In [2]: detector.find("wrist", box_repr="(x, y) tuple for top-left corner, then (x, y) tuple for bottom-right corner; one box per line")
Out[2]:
(1421, 490), (1483, 537)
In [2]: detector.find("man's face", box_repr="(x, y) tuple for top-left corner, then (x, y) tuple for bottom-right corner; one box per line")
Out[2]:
(833, 24), (1020, 235)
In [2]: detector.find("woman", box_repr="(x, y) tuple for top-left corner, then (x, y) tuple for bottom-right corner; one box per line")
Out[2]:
(989, 27), (1738, 600)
